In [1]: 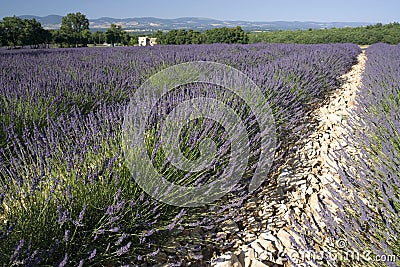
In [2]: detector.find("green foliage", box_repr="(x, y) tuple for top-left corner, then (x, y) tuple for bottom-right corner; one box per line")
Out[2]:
(0, 16), (50, 48)
(128, 36), (138, 46)
(153, 26), (248, 45)
(90, 31), (106, 45)
(0, 23), (3, 45)
(204, 26), (248, 44)
(1, 16), (24, 47)
(105, 24), (130, 46)
(90, 28), (137, 47)
(249, 22), (400, 45)
(3, 15), (399, 48)
(154, 29), (203, 45)
(59, 12), (90, 47)
(23, 18), (51, 48)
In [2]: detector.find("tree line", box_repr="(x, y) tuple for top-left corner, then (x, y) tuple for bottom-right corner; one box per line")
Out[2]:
(248, 22), (400, 45)
(1, 12), (399, 48)
(0, 13), (139, 48)
(0, 13), (249, 48)
(0, 16), (51, 48)
(151, 26), (249, 45)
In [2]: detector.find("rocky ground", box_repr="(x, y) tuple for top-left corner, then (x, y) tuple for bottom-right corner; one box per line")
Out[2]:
(210, 51), (367, 267)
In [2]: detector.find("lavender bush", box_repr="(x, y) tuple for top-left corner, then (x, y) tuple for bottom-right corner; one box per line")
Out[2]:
(324, 43), (399, 266)
(0, 43), (360, 265)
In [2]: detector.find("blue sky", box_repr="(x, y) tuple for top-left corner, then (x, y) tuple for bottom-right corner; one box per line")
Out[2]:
(1, 0), (399, 23)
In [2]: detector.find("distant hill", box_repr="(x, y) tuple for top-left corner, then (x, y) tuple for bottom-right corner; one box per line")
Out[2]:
(18, 15), (371, 32)
(19, 15), (63, 28)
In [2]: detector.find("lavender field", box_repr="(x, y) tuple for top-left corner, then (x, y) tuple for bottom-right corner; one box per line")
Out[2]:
(0, 43), (398, 266)
(328, 43), (400, 266)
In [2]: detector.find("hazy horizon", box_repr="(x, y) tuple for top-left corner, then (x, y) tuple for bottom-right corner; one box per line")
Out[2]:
(16, 14), (378, 24)
(1, 0), (399, 23)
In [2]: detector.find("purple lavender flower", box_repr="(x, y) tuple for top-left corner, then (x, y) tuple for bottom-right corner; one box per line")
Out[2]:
(57, 205), (70, 225)
(109, 227), (120, 233)
(63, 230), (70, 242)
(11, 239), (25, 261)
(73, 203), (86, 226)
(59, 253), (68, 267)
(88, 249), (96, 260)
(115, 233), (127, 246)
(116, 241), (132, 256)
(0, 43), (366, 266)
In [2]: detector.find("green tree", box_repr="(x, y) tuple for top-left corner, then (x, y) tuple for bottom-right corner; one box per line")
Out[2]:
(23, 18), (51, 48)
(152, 30), (164, 39)
(128, 36), (138, 46)
(50, 29), (66, 47)
(248, 22), (400, 45)
(204, 26), (248, 44)
(1, 16), (25, 47)
(0, 22), (3, 46)
(165, 29), (178, 44)
(105, 24), (123, 46)
(0, 17), (49, 48)
(60, 12), (90, 47)
(81, 29), (91, 46)
(90, 31), (106, 45)
(178, 29), (187, 44)
(120, 31), (131, 45)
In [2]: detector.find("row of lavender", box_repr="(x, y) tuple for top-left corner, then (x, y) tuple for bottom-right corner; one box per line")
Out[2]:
(328, 43), (399, 266)
(0, 44), (360, 266)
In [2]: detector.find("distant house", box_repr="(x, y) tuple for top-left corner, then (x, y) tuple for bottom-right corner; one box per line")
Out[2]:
(138, 36), (157, 46)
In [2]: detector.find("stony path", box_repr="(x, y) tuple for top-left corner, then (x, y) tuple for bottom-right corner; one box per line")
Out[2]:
(211, 51), (367, 267)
